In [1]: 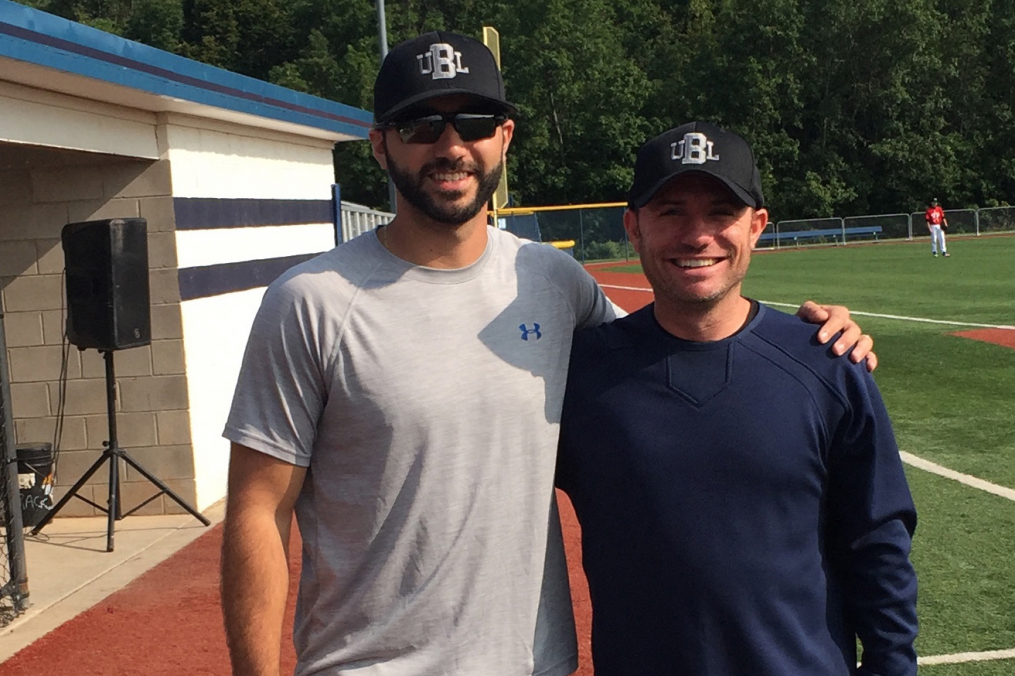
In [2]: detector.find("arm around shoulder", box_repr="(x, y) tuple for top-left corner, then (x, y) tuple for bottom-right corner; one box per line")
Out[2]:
(221, 443), (307, 676)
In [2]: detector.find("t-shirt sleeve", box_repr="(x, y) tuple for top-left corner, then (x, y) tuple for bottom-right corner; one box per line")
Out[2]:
(568, 260), (617, 330)
(827, 367), (918, 675)
(519, 242), (618, 329)
(222, 277), (329, 467)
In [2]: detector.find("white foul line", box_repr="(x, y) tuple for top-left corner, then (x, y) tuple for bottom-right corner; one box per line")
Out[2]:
(601, 283), (1015, 496)
(756, 302), (1015, 330)
(900, 454), (1015, 667)
(919, 648), (1015, 666)
(596, 286), (1015, 330)
(599, 284), (652, 292)
(899, 451), (1015, 502)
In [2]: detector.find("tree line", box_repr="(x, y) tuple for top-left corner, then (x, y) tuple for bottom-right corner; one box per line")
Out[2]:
(21, 0), (1015, 219)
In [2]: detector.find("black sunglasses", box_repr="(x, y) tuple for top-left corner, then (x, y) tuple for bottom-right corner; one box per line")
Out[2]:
(379, 113), (507, 145)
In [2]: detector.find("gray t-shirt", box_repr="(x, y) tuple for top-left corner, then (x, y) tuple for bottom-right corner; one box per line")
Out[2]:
(224, 227), (615, 676)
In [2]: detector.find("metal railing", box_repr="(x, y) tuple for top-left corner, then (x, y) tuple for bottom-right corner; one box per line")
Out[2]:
(340, 201), (394, 243)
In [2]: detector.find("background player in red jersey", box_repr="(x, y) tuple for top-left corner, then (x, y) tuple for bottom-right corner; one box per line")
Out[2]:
(925, 198), (950, 257)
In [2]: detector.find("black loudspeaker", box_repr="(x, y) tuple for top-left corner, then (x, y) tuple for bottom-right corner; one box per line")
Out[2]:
(62, 218), (151, 351)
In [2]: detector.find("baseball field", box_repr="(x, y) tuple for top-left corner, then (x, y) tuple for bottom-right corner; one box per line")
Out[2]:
(1, 234), (1010, 676)
(591, 233), (1015, 674)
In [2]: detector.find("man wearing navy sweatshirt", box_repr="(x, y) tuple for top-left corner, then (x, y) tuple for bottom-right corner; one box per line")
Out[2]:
(556, 122), (918, 676)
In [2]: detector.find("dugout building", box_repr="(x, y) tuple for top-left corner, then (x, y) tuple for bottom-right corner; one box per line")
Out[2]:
(0, 0), (373, 516)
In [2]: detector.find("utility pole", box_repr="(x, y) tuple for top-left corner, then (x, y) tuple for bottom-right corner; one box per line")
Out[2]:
(376, 0), (389, 60)
(376, 1), (397, 214)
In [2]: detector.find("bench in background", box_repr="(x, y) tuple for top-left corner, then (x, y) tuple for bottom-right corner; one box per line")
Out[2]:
(757, 225), (882, 247)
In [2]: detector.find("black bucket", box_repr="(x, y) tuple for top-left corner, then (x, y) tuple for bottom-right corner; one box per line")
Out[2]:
(16, 443), (54, 529)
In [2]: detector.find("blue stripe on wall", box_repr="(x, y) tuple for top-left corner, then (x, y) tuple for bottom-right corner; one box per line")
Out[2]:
(174, 197), (333, 230)
(0, 1), (372, 138)
(178, 254), (320, 300)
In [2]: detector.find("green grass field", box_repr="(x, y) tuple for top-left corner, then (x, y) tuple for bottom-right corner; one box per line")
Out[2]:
(605, 235), (1015, 673)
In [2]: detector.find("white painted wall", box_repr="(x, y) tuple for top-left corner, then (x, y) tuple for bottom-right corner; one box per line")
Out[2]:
(166, 113), (339, 508)
(162, 114), (335, 199)
(0, 81), (158, 159)
(176, 223), (335, 268)
(182, 287), (266, 509)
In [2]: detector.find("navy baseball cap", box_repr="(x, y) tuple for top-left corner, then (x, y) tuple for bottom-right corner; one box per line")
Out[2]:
(373, 31), (517, 123)
(627, 121), (765, 209)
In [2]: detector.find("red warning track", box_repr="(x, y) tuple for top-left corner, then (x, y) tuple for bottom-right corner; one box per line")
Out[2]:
(0, 522), (299, 676)
(0, 508), (595, 676)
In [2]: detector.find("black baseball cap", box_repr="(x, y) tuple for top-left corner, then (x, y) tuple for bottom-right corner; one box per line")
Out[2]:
(627, 121), (765, 209)
(373, 31), (517, 123)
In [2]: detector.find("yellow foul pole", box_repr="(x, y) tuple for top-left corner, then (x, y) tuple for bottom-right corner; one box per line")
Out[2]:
(483, 26), (510, 228)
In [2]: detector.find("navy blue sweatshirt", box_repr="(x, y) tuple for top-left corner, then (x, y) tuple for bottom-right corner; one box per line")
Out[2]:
(557, 303), (918, 676)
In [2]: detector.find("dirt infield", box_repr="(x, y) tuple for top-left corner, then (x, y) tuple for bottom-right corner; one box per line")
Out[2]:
(952, 328), (1015, 351)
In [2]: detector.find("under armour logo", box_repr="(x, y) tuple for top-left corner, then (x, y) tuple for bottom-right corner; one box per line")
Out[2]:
(417, 43), (470, 80)
(671, 133), (719, 165)
(519, 323), (542, 340)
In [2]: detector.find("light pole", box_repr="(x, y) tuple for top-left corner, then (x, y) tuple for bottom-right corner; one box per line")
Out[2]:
(376, 1), (397, 213)
(376, 0), (389, 60)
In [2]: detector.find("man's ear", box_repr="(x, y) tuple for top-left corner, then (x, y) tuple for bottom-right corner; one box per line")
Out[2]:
(499, 118), (515, 159)
(623, 209), (641, 254)
(748, 208), (769, 248)
(369, 128), (388, 170)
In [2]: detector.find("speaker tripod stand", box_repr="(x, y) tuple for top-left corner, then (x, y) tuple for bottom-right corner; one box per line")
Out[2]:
(30, 350), (210, 551)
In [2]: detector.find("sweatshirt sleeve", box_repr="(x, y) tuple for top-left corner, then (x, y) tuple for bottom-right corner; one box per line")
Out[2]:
(827, 366), (919, 676)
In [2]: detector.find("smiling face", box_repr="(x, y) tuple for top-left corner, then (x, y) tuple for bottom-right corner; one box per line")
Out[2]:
(369, 95), (514, 227)
(625, 173), (768, 331)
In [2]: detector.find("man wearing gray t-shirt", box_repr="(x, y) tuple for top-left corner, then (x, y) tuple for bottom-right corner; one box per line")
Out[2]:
(220, 32), (874, 676)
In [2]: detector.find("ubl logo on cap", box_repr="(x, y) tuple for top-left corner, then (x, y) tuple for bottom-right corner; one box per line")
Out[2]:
(417, 43), (470, 80)
(671, 133), (720, 165)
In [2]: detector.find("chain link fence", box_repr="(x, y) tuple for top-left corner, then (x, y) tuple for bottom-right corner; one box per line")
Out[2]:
(843, 213), (910, 241)
(496, 204), (631, 264)
(757, 217), (844, 249)
(0, 323), (28, 627)
(977, 206), (1015, 234)
(337, 197), (1015, 259)
(774, 206), (1015, 248)
(910, 209), (978, 236)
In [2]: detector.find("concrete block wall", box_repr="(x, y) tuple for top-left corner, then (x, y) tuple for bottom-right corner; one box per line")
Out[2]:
(0, 155), (196, 517)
